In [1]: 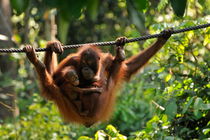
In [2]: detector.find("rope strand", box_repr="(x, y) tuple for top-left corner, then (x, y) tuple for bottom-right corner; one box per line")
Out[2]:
(0, 23), (209, 53)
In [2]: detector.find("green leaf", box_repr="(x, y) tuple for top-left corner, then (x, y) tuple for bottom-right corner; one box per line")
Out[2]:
(42, 0), (58, 8)
(170, 0), (187, 17)
(86, 0), (99, 20)
(126, 0), (145, 31)
(203, 128), (210, 135)
(57, 0), (87, 21)
(165, 100), (177, 120)
(158, 0), (168, 11)
(198, 0), (205, 5)
(193, 97), (203, 119)
(78, 136), (93, 140)
(133, 0), (148, 12)
(194, 97), (203, 110)
(95, 130), (106, 140)
(157, 67), (165, 73)
(165, 74), (172, 82)
(58, 16), (70, 44)
(10, 0), (29, 15)
(106, 125), (118, 137)
(201, 104), (210, 110)
(164, 136), (178, 140)
(182, 97), (194, 114)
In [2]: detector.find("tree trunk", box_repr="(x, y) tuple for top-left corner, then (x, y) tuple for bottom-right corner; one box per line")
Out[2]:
(0, 0), (18, 121)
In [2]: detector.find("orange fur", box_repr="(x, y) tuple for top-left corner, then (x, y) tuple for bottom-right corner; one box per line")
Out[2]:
(47, 45), (125, 126)
(24, 33), (171, 127)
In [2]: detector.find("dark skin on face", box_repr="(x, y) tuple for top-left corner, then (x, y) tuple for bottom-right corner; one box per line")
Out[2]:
(24, 29), (172, 127)
(80, 48), (100, 82)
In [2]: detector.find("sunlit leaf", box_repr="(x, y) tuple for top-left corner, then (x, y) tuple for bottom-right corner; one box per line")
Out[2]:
(203, 128), (210, 135)
(78, 136), (93, 140)
(203, 34), (210, 46)
(187, 31), (194, 39)
(165, 74), (172, 82)
(39, 40), (47, 48)
(95, 130), (106, 140)
(158, 0), (168, 11)
(12, 34), (21, 43)
(157, 67), (165, 73)
(106, 125), (118, 137)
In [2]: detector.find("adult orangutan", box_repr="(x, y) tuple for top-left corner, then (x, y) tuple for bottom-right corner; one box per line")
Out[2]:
(24, 29), (172, 127)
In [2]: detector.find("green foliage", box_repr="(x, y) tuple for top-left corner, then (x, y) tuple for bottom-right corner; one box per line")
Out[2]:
(132, 0), (148, 12)
(86, 0), (99, 20)
(0, 94), (106, 139)
(42, 0), (100, 22)
(170, 0), (187, 17)
(165, 100), (177, 120)
(0, 94), (68, 139)
(1, 0), (210, 139)
(78, 125), (127, 140)
(126, 0), (145, 31)
(10, 0), (29, 15)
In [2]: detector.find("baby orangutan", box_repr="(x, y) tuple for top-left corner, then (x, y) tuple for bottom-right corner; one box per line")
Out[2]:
(24, 29), (172, 127)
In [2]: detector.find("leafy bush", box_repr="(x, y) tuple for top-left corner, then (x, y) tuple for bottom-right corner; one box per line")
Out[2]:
(0, 0), (209, 139)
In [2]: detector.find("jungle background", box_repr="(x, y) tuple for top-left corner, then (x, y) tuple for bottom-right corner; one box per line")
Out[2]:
(0, 0), (209, 139)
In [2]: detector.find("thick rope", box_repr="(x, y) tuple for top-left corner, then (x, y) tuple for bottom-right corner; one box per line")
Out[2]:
(0, 23), (209, 53)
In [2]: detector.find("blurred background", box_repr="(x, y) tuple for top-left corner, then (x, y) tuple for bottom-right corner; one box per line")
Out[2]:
(0, 0), (209, 139)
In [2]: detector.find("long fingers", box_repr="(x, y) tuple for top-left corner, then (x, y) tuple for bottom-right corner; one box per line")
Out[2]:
(159, 28), (173, 40)
(47, 41), (64, 54)
(23, 45), (38, 64)
(115, 36), (127, 48)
